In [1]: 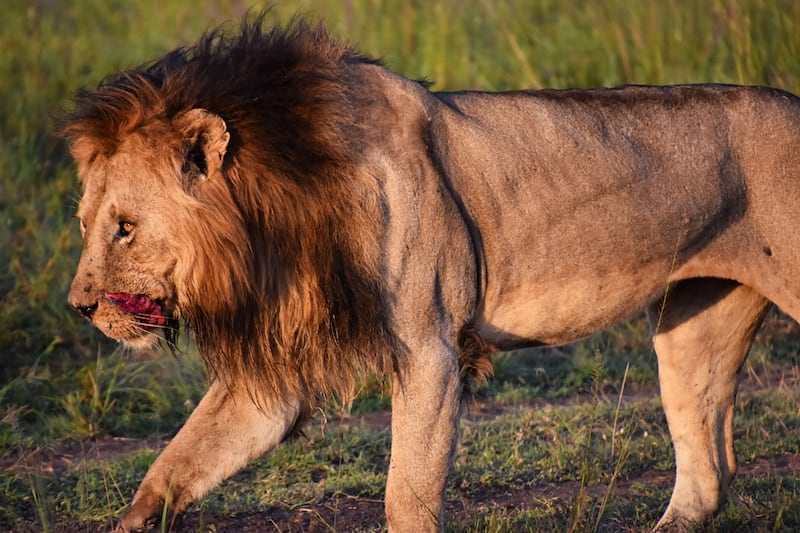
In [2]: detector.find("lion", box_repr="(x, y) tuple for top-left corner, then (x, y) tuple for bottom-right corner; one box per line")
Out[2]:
(59, 15), (800, 532)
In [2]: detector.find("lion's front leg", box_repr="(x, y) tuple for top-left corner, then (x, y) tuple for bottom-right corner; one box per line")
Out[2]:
(117, 380), (300, 531)
(385, 340), (463, 533)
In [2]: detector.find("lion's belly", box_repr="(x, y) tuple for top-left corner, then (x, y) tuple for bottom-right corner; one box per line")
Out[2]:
(474, 268), (666, 349)
(470, 206), (721, 349)
(471, 201), (748, 350)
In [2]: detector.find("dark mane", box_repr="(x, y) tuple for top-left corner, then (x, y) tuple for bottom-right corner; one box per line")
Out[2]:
(58, 15), (395, 415)
(58, 15), (380, 160)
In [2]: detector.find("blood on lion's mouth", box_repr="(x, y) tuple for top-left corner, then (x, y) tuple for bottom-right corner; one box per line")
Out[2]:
(105, 292), (167, 327)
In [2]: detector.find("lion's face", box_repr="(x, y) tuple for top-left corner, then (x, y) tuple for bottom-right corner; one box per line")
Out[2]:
(68, 109), (232, 347)
(69, 134), (185, 347)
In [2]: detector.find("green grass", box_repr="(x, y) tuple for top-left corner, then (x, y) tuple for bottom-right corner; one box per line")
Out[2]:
(2, 0), (800, 531)
(4, 370), (796, 531)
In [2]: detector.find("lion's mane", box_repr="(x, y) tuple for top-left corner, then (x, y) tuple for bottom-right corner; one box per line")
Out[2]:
(58, 17), (401, 414)
(58, 16), (494, 418)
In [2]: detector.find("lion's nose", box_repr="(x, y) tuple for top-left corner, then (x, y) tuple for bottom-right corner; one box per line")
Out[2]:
(73, 301), (98, 319)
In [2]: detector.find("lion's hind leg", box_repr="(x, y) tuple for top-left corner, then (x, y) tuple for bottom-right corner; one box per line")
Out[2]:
(648, 278), (770, 530)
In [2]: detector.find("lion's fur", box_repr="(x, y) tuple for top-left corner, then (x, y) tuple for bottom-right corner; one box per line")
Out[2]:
(61, 13), (800, 532)
(59, 18), (496, 414)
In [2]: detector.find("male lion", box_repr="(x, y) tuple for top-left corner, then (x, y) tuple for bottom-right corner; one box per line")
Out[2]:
(60, 16), (799, 532)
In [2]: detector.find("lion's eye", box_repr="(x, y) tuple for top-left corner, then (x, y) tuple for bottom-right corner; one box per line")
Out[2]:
(117, 221), (135, 238)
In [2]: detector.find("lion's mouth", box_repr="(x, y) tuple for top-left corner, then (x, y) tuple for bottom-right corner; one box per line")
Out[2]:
(105, 292), (167, 327)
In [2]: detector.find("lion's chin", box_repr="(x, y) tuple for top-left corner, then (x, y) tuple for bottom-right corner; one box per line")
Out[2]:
(120, 331), (163, 350)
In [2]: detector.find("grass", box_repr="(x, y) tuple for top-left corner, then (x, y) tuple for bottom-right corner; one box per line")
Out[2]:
(4, 360), (796, 531)
(2, 0), (800, 531)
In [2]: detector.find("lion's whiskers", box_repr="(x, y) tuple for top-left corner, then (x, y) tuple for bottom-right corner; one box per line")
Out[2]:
(128, 316), (182, 351)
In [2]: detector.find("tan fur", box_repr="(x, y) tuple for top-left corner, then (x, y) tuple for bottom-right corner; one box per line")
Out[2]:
(60, 15), (800, 532)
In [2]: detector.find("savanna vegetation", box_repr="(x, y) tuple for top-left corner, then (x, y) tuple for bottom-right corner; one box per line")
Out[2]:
(2, 1), (799, 531)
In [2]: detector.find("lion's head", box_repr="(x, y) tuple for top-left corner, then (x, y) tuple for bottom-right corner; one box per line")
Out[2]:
(65, 108), (232, 348)
(59, 18), (394, 410)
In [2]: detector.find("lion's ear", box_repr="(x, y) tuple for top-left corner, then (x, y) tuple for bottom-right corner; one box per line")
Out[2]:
(176, 108), (230, 189)
(68, 136), (100, 180)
